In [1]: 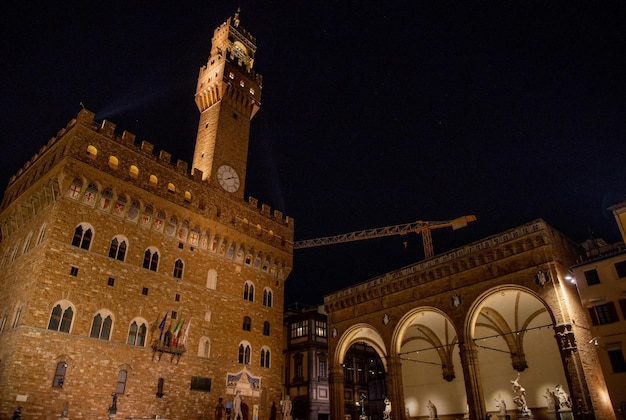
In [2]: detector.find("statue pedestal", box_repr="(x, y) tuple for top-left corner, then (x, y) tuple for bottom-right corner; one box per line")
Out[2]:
(545, 410), (557, 420)
(496, 414), (510, 420)
(515, 413), (533, 420)
(558, 409), (573, 420)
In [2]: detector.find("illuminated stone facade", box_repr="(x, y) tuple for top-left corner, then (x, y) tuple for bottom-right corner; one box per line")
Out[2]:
(324, 220), (614, 420)
(0, 11), (293, 420)
(570, 201), (626, 418)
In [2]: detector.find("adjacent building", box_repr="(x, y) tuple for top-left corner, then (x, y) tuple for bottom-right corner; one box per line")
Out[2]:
(283, 304), (331, 420)
(0, 11), (293, 419)
(570, 201), (626, 418)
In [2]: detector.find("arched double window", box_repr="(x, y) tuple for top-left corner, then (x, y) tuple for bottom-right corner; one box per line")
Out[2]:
(90, 311), (113, 340)
(71, 223), (93, 250)
(198, 337), (211, 358)
(108, 236), (128, 261)
(263, 288), (273, 307)
(173, 259), (184, 279)
(127, 319), (147, 346)
(238, 342), (251, 364)
(243, 281), (254, 302)
(48, 301), (75, 333)
(143, 248), (159, 271)
(260, 347), (271, 368)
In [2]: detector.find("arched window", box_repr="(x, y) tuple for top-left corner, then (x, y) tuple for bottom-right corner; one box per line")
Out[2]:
(86, 145), (98, 159)
(37, 222), (47, 245)
(243, 316), (251, 331)
(129, 165), (139, 179)
(243, 281), (254, 302)
(71, 223), (93, 250)
(206, 269), (217, 290)
(108, 236), (127, 261)
(198, 337), (211, 358)
(48, 301), (74, 333)
(238, 342), (251, 364)
(127, 319), (147, 346)
(263, 321), (270, 336)
(90, 311), (113, 340)
(143, 248), (159, 271)
(149, 174), (158, 187)
(173, 259), (184, 279)
(260, 347), (271, 368)
(115, 370), (127, 394)
(108, 156), (119, 170)
(263, 288), (273, 307)
(52, 361), (67, 388)
(167, 183), (176, 193)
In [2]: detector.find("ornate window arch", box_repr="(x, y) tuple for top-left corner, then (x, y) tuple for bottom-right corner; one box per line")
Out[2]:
(260, 346), (271, 368)
(198, 337), (211, 358)
(263, 287), (273, 307)
(238, 341), (251, 364)
(71, 222), (94, 250)
(127, 317), (148, 347)
(90, 309), (114, 340)
(143, 247), (159, 271)
(243, 281), (255, 302)
(108, 235), (128, 261)
(173, 259), (184, 279)
(48, 300), (75, 333)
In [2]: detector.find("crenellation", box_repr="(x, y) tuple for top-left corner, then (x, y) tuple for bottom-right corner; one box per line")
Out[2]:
(121, 130), (136, 145)
(176, 159), (188, 173)
(159, 149), (171, 163)
(141, 140), (154, 154)
(100, 120), (116, 137)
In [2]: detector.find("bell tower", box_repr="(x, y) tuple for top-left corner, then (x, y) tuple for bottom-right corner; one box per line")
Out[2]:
(193, 9), (262, 198)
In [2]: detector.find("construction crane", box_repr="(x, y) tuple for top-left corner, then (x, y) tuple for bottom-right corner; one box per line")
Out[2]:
(293, 215), (477, 260)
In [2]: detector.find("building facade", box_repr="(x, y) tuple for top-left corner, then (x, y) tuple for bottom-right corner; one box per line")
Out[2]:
(283, 305), (331, 420)
(570, 201), (626, 418)
(0, 11), (293, 420)
(324, 220), (614, 420)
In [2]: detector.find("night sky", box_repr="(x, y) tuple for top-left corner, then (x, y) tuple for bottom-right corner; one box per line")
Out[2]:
(2, 2), (625, 306)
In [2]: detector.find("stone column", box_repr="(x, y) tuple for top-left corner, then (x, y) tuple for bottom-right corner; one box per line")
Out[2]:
(329, 364), (345, 420)
(553, 324), (596, 420)
(385, 354), (406, 420)
(458, 341), (486, 420)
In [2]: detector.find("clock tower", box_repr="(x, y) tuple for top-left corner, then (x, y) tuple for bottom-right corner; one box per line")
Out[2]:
(193, 9), (262, 198)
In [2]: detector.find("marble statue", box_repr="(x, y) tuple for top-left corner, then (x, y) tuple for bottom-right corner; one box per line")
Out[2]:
(495, 394), (507, 415)
(383, 397), (391, 420)
(543, 388), (556, 411)
(510, 373), (530, 414)
(427, 400), (437, 419)
(555, 385), (572, 409)
(282, 395), (292, 420)
(233, 390), (243, 420)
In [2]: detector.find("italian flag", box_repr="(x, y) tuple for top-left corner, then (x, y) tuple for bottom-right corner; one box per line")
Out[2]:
(172, 319), (182, 346)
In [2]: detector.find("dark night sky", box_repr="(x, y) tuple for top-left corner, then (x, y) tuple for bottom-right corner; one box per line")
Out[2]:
(2, 2), (625, 306)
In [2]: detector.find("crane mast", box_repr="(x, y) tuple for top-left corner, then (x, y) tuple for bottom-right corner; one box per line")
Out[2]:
(293, 215), (477, 259)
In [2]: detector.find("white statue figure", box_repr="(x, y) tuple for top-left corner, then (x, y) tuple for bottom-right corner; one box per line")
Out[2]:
(555, 385), (572, 409)
(427, 400), (437, 419)
(510, 373), (530, 414)
(495, 394), (507, 415)
(281, 395), (293, 420)
(383, 397), (391, 420)
(543, 388), (556, 411)
(233, 390), (243, 420)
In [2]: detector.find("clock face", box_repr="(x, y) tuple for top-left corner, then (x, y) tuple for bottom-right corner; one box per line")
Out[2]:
(216, 165), (240, 192)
